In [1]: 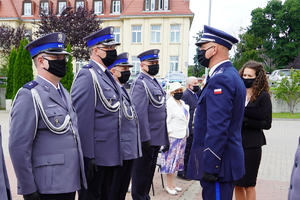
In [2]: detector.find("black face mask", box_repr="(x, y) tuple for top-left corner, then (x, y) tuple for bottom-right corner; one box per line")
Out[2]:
(243, 78), (256, 88)
(99, 49), (117, 67)
(45, 59), (67, 78)
(197, 46), (214, 68)
(192, 85), (200, 92)
(173, 92), (183, 100)
(146, 64), (159, 76)
(118, 70), (131, 84)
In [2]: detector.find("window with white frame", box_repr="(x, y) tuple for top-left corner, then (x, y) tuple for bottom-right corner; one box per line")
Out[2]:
(132, 26), (142, 43)
(40, 2), (49, 15)
(170, 56), (178, 71)
(170, 25), (180, 43)
(113, 27), (120, 43)
(145, 0), (150, 10)
(94, 1), (102, 14)
(58, 2), (67, 14)
(131, 56), (140, 74)
(24, 3), (32, 15)
(150, 0), (155, 10)
(164, 0), (168, 10)
(112, 1), (120, 13)
(151, 25), (161, 43)
(76, 1), (84, 10)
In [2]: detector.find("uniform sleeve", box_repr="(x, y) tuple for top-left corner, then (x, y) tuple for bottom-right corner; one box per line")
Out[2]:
(9, 88), (37, 195)
(203, 75), (235, 174)
(245, 92), (272, 130)
(71, 69), (96, 158)
(130, 79), (151, 142)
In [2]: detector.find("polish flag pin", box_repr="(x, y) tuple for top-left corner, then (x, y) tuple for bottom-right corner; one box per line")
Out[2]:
(214, 88), (222, 94)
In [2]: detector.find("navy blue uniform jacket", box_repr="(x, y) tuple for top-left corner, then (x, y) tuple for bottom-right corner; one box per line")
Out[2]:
(188, 61), (246, 182)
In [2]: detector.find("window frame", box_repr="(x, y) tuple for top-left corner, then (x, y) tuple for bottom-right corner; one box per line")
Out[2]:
(170, 24), (180, 43)
(93, 0), (103, 14)
(40, 0), (49, 15)
(151, 25), (161, 43)
(113, 27), (121, 43)
(57, 0), (67, 14)
(75, 0), (85, 10)
(131, 56), (141, 74)
(112, 0), (121, 14)
(132, 25), (142, 43)
(170, 56), (179, 71)
(23, 0), (32, 16)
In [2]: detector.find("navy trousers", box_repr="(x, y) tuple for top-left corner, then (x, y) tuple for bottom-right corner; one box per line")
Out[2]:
(200, 181), (234, 200)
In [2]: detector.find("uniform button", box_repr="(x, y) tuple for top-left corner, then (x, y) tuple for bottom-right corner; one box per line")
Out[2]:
(295, 161), (298, 168)
(290, 184), (293, 189)
(215, 166), (219, 169)
(47, 160), (51, 164)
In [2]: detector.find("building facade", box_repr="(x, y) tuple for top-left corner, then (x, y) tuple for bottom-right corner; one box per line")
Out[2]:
(0, 0), (194, 77)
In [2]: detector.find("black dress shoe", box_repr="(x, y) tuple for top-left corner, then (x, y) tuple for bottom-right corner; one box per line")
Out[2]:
(177, 173), (191, 181)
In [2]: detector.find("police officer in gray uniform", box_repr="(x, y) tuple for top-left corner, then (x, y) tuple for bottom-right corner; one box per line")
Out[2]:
(130, 49), (169, 200)
(108, 52), (142, 200)
(9, 32), (87, 200)
(0, 127), (11, 200)
(71, 27), (123, 200)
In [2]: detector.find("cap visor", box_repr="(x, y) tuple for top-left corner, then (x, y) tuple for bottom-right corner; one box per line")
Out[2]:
(195, 40), (210, 46)
(102, 41), (121, 46)
(44, 50), (71, 55)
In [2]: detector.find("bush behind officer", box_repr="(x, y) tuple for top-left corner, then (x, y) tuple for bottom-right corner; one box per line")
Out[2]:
(9, 32), (87, 200)
(130, 49), (169, 200)
(187, 25), (246, 200)
(107, 52), (142, 200)
(71, 26), (125, 200)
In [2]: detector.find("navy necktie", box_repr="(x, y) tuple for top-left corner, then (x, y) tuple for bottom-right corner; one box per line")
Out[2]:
(194, 93), (198, 100)
(57, 88), (62, 97)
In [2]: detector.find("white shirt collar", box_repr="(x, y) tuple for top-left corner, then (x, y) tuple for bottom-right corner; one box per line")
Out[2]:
(91, 59), (106, 72)
(209, 60), (230, 77)
(38, 75), (60, 90)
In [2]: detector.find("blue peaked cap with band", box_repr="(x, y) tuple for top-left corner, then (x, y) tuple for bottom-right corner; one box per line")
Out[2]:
(83, 26), (121, 47)
(107, 52), (133, 69)
(195, 25), (238, 50)
(137, 49), (160, 62)
(25, 32), (71, 58)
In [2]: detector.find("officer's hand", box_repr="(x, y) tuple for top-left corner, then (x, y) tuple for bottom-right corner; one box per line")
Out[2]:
(23, 191), (41, 200)
(161, 144), (170, 153)
(142, 140), (150, 151)
(202, 172), (218, 182)
(87, 158), (98, 181)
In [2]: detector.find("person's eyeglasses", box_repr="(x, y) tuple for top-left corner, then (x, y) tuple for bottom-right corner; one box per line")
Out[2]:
(42, 55), (69, 62)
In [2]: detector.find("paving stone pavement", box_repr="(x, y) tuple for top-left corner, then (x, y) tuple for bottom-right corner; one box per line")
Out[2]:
(0, 109), (298, 200)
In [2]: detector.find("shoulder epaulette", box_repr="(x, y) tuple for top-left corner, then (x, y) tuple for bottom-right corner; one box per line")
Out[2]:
(139, 75), (144, 80)
(82, 64), (92, 68)
(23, 81), (38, 90)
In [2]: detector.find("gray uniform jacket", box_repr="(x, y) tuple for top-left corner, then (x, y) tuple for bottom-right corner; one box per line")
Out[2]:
(120, 87), (142, 160)
(0, 128), (11, 200)
(288, 137), (300, 200)
(9, 76), (87, 195)
(71, 60), (124, 166)
(130, 72), (169, 146)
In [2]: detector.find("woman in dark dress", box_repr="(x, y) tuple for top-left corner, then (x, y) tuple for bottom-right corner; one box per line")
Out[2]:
(234, 61), (272, 200)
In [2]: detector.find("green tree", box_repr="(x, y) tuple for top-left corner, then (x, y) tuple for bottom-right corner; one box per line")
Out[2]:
(274, 69), (300, 114)
(190, 31), (204, 77)
(12, 39), (33, 100)
(6, 49), (17, 99)
(60, 44), (74, 92)
(247, 0), (300, 68)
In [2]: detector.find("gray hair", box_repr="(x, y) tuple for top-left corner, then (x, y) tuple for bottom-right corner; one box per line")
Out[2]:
(186, 76), (198, 87)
